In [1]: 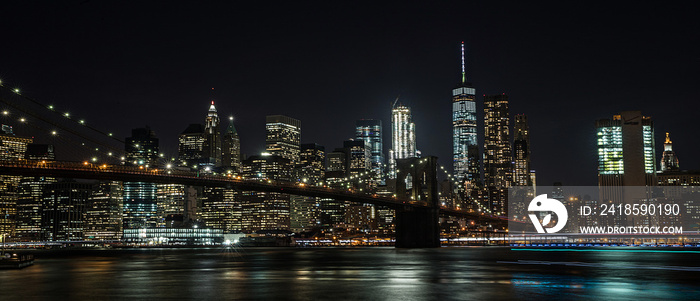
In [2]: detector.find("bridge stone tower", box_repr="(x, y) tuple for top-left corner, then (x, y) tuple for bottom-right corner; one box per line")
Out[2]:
(394, 156), (440, 248)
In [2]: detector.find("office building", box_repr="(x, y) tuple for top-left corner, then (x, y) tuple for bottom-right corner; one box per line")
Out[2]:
(660, 132), (680, 172)
(483, 94), (512, 215)
(513, 114), (532, 186)
(84, 181), (123, 241)
(202, 101), (222, 167)
(452, 42), (479, 184)
(356, 119), (385, 185)
(222, 116), (241, 172)
(178, 124), (205, 168)
(266, 115), (301, 163)
(123, 127), (159, 229)
(388, 100), (416, 179)
(0, 130), (32, 238)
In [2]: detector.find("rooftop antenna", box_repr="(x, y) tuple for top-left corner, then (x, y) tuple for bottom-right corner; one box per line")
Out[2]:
(461, 41), (466, 83)
(392, 95), (400, 108)
(210, 87), (215, 105)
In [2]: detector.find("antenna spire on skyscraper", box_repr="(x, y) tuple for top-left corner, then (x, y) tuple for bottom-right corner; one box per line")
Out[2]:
(461, 41), (466, 83)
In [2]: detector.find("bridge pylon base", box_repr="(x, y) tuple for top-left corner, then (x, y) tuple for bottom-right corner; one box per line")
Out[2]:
(394, 206), (440, 248)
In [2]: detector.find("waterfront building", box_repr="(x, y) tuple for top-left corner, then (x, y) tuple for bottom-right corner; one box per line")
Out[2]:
(84, 181), (123, 241)
(239, 155), (292, 233)
(16, 144), (55, 241)
(123, 228), (223, 245)
(41, 181), (92, 241)
(0, 130), (32, 238)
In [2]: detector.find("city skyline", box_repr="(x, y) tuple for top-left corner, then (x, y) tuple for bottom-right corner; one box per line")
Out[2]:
(0, 2), (698, 186)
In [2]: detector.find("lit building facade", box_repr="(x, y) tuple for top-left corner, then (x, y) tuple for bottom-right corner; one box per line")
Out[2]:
(388, 101), (416, 179)
(483, 94), (512, 215)
(221, 117), (241, 172)
(513, 114), (532, 186)
(596, 111), (656, 187)
(41, 181), (92, 241)
(239, 155), (292, 233)
(660, 132), (680, 172)
(201, 187), (240, 232)
(0, 131), (32, 238)
(266, 115), (301, 164)
(596, 111), (657, 204)
(84, 181), (123, 241)
(156, 183), (185, 227)
(452, 42), (479, 184)
(297, 143), (325, 185)
(344, 140), (371, 177)
(177, 124), (205, 168)
(202, 101), (222, 167)
(124, 127), (159, 229)
(356, 119), (385, 185)
(16, 144), (55, 241)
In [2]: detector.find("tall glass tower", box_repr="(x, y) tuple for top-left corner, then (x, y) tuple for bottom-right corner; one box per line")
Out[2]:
(356, 119), (385, 185)
(452, 41), (479, 183)
(222, 116), (241, 172)
(124, 127), (159, 229)
(202, 101), (222, 167)
(388, 99), (416, 179)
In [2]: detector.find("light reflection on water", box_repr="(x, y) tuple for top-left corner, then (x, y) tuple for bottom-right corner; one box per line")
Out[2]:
(0, 247), (698, 300)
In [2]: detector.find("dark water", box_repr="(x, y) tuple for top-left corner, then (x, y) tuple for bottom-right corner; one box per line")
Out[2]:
(1, 247), (700, 300)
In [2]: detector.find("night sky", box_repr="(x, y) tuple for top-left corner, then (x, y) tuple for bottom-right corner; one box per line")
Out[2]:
(1, 1), (698, 186)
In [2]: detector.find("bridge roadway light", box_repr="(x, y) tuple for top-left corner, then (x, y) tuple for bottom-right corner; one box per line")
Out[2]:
(2, 111), (7, 115)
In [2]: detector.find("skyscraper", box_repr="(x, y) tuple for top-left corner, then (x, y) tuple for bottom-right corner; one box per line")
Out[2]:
(483, 94), (512, 215)
(596, 111), (656, 189)
(344, 140), (371, 177)
(297, 143), (325, 185)
(16, 144), (56, 241)
(41, 181), (92, 241)
(389, 100), (416, 179)
(660, 132), (680, 172)
(125, 127), (159, 167)
(0, 129), (32, 238)
(239, 155), (292, 232)
(291, 144), (325, 233)
(596, 111), (657, 216)
(124, 127), (159, 229)
(221, 116), (241, 172)
(85, 181), (123, 241)
(177, 124), (205, 168)
(452, 42), (479, 184)
(513, 114), (532, 186)
(356, 120), (385, 185)
(266, 115), (301, 164)
(202, 101), (222, 167)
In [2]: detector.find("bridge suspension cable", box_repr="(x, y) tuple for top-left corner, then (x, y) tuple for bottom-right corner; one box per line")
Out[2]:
(0, 79), (126, 162)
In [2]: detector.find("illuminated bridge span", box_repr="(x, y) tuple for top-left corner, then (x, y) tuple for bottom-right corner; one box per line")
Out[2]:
(0, 159), (508, 246)
(0, 159), (504, 219)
